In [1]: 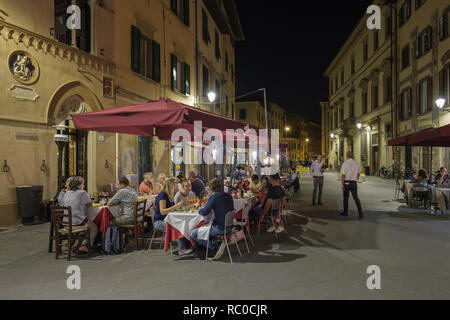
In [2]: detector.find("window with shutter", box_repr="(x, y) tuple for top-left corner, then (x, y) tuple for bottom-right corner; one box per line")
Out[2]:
(76, 0), (91, 53)
(171, 54), (177, 91)
(215, 80), (221, 110)
(408, 88), (413, 117)
(55, 0), (72, 46)
(202, 10), (210, 44)
(131, 25), (141, 73)
(202, 65), (209, 97)
(171, 54), (190, 95)
(440, 15), (445, 41)
(184, 63), (190, 95)
(427, 77), (433, 112)
(215, 30), (221, 60)
(183, 0), (190, 26)
(152, 41), (161, 82)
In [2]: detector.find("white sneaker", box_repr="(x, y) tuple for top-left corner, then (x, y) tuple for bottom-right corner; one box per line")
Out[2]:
(179, 248), (194, 256)
(212, 241), (226, 260)
(266, 226), (275, 232)
(275, 226), (285, 234)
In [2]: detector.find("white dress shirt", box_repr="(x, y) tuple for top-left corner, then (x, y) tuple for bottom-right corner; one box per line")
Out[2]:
(341, 159), (361, 181)
(310, 160), (325, 177)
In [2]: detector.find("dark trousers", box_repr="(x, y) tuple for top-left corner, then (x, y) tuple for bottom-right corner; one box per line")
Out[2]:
(312, 176), (323, 204)
(343, 181), (363, 214)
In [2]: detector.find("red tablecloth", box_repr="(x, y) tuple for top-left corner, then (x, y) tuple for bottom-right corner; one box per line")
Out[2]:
(164, 220), (206, 252)
(92, 207), (114, 238)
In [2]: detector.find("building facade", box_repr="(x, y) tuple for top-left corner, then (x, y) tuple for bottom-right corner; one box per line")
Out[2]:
(0, 0), (243, 226)
(323, 0), (450, 175)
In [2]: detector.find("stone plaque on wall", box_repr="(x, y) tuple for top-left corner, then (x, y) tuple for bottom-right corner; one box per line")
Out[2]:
(8, 84), (40, 102)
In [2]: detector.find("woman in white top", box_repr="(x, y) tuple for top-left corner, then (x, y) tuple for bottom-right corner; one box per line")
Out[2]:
(174, 180), (197, 204)
(61, 176), (98, 253)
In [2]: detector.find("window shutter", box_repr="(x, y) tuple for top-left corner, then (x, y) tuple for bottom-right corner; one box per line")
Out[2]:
(426, 26), (432, 51)
(415, 36), (420, 58)
(171, 53), (177, 90)
(427, 77), (433, 111)
(152, 40), (161, 82)
(408, 88), (413, 117)
(406, 0), (411, 19)
(439, 15), (445, 41)
(131, 25), (141, 73)
(183, 0), (190, 26)
(184, 63), (190, 95)
(171, 0), (177, 14)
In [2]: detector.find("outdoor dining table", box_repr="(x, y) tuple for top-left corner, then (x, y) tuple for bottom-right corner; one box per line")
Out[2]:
(431, 187), (450, 214)
(164, 211), (208, 252)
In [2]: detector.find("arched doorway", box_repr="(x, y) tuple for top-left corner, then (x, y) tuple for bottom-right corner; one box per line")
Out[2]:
(48, 82), (103, 195)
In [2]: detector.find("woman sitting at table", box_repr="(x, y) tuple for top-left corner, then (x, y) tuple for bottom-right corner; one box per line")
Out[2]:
(191, 179), (235, 260)
(174, 180), (197, 204)
(154, 173), (167, 194)
(155, 177), (193, 256)
(63, 176), (98, 254)
(176, 174), (186, 193)
(416, 169), (429, 185)
(108, 176), (139, 227)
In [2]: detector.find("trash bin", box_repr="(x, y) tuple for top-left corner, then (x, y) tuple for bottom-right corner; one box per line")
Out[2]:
(364, 166), (370, 176)
(16, 185), (44, 224)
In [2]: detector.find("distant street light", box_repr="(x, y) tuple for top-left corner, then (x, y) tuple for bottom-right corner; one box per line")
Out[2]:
(305, 138), (309, 142)
(330, 133), (335, 139)
(285, 126), (290, 132)
(207, 91), (216, 103)
(357, 122), (363, 129)
(436, 98), (446, 109)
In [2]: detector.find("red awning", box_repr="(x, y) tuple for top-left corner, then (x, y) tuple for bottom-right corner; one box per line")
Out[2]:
(408, 124), (450, 147)
(387, 134), (410, 146)
(72, 99), (254, 140)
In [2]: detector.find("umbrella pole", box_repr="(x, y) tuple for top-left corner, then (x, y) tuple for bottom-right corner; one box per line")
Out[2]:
(429, 146), (433, 183)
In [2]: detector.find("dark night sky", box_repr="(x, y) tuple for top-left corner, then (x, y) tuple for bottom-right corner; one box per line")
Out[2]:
(235, 0), (373, 123)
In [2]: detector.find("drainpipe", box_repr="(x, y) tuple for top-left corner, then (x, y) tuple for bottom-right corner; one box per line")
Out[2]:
(114, 87), (119, 180)
(195, 0), (199, 107)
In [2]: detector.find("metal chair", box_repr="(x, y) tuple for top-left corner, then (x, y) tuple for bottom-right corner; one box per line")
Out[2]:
(50, 205), (91, 261)
(147, 207), (173, 255)
(394, 178), (401, 200)
(206, 210), (241, 264)
(233, 203), (253, 253)
(257, 198), (286, 238)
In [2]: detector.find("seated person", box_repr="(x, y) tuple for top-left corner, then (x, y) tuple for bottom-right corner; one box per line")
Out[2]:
(62, 176), (98, 254)
(154, 177), (192, 256)
(249, 174), (285, 233)
(176, 174), (186, 193)
(191, 179), (234, 260)
(408, 171), (418, 182)
(434, 167), (449, 185)
(174, 180), (197, 204)
(189, 171), (206, 198)
(57, 176), (72, 206)
(108, 176), (139, 226)
(139, 172), (157, 195)
(249, 174), (262, 194)
(154, 173), (167, 194)
(416, 169), (429, 185)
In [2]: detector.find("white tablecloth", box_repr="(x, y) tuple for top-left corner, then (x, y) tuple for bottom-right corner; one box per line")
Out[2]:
(165, 212), (207, 239)
(432, 188), (450, 213)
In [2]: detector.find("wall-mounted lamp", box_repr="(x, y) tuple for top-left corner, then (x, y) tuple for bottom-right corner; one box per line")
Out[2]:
(436, 98), (446, 109)
(40, 160), (47, 172)
(330, 133), (335, 139)
(104, 159), (110, 169)
(2, 160), (10, 173)
(356, 123), (363, 129)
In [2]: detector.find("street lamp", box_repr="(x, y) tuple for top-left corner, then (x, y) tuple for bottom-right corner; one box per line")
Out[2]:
(285, 126), (290, 132)
(356, 122), (363, 129)
(305, 138), (309, 142)
(207, 91), (216, 103)
(330, 133), (335, 139)
(436, 98), (446, 109)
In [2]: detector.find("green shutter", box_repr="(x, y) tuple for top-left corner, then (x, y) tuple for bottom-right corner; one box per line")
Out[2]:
(184, 63), (190, 95)
(152, 40), (161, 82)
(183, 0), (190, 26)
(171, 53), (177, 90)
(171, 0), (177, 13)
(131, 25), (140, 73)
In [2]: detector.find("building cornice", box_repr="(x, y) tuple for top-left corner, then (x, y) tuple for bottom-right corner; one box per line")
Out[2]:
(0, 20), (116, 75)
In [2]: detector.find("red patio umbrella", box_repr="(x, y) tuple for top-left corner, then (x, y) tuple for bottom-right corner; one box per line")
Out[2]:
(407, 124), (450, 147)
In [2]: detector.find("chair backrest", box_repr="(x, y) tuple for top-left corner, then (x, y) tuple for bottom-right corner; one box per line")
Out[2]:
(50, 205), (73, 232)
(241, 203), (250, 221)
(134, 199), (147, 224)
(224, 210), (236, 228)
(149, 206), (157, 223)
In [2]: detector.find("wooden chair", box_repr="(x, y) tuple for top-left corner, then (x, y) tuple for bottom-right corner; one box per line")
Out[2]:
(50, 206), (91, 261)
(118, 199), (147, 250)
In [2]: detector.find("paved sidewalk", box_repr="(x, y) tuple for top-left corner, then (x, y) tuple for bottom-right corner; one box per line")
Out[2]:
(1, 172), (449, 300)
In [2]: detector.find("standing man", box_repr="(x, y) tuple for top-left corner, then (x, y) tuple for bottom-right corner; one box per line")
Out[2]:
(340, 151), (363, 219)
(310, 154), (325, 205)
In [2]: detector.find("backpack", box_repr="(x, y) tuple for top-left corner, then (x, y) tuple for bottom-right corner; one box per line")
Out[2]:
(103, 226), (125, 255)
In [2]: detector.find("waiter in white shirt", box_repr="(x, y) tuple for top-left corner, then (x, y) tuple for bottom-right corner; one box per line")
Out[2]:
(340, 151), (363, 219)
(310, 154), (325, 205)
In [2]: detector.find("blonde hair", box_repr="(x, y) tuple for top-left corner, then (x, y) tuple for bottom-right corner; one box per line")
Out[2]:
(161, 177), (177, 201)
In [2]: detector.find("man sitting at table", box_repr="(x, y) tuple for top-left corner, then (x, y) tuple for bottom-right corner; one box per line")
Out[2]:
(434, 167), (449, 185)
(191, 179), (234, 260)
(248, 174), (286, 233)
(154, 177), (192, 256)
(108, 176), (139, 227)
(139, 172), (157, 196)
(249, 174), (262, 193)
(174, 180), (197, 204)
(189, 171), (206, 198)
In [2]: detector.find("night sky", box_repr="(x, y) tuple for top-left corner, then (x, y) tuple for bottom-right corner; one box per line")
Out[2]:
(235, 0), (373, 123)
